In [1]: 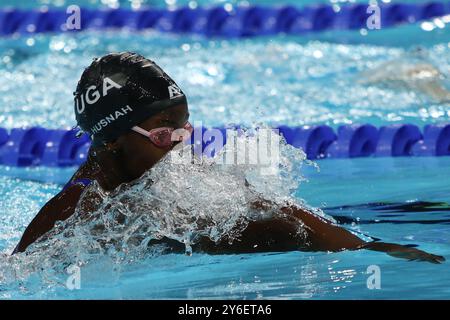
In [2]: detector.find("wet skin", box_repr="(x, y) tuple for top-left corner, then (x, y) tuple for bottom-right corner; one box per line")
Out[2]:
(13, 104), (446, 264)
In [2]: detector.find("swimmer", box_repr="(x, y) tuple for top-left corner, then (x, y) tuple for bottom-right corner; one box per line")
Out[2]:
(358, 48), (450, 103)
(14, 52), (445, 264)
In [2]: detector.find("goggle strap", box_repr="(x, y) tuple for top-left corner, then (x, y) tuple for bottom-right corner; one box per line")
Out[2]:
(132, 126), (151, 137)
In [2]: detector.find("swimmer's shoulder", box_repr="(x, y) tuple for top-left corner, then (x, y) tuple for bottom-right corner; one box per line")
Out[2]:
(13, 176), (93, 254)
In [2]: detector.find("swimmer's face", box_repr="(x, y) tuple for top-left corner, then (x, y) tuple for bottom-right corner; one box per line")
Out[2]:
(116, 104), (189, 180)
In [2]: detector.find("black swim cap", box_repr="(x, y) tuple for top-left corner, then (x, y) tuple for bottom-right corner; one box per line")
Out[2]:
(74, 52), (187, 146)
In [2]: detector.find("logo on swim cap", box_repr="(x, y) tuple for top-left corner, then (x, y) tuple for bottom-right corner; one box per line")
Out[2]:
(75, 77), (122, 115)
(168, 84), (183, 99)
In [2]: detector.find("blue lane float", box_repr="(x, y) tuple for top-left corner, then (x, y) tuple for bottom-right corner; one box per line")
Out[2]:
(0, 124), (450, 167)
(0, 127), (90, 167)
(412, 123), (450, 156)
(288, 125), (337, 160)
(327, 124), (379, 158)
(1, 1), (450, 37)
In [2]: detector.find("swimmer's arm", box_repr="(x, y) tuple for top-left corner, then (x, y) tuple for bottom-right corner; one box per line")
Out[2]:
(277, 203), (445, 263)
(276, 203), (366, 251)
(12, 185), (85, 254)
(193, 204), (360, 253)
(195, 201), (445, 263)
(278, 204), (444, 263)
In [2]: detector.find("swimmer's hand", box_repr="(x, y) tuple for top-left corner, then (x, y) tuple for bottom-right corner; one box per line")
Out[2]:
(361, 242), (445, 264)
(192, 198), (445, 264)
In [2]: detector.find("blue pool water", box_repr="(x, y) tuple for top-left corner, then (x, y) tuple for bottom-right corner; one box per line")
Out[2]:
(1, 1), (450, 299)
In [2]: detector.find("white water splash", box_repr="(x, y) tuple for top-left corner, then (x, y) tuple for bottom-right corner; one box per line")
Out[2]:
(0, 130), (321, 295)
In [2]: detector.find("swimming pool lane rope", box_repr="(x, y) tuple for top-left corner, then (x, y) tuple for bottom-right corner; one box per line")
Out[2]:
(0, 123), (449, 167)
(0, 2), (450, 37)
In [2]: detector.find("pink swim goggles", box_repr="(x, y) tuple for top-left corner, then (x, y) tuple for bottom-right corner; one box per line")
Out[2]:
(131, 122), (193, 148)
